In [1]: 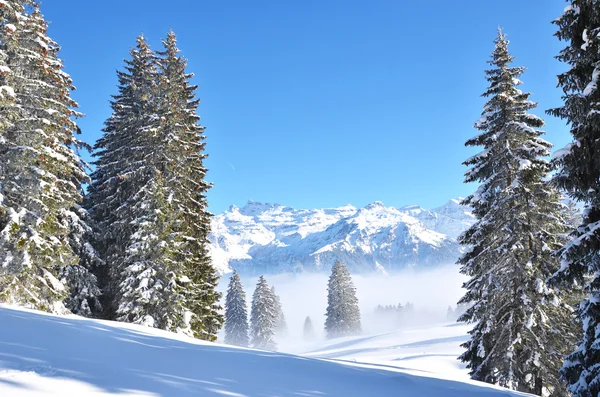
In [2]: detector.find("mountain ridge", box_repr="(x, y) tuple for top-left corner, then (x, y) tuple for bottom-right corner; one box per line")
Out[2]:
(209, 199), (476, 275)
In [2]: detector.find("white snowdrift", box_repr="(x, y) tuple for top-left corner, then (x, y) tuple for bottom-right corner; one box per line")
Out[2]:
(0, 305), (530, 396)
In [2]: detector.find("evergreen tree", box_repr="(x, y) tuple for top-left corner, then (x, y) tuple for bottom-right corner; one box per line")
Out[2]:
(115, 173), (184, 329)
(88, 31), (222, 338)
(447, 306), (456, 321)
(61, 205), (103, 316)
(458, 29), (577, 395)
(87, 35), (187, 331)
(325, 260), (361, 339)
(271, 286), (287, 336)
(0, 2), (99, 313)
(250, 276), (277, 351)
(547, 2), (600, 395)
(224, 270), (249, 347)
(87, 35), (159, 318)
(156, 31), (222, 340)
(303, 316), (315, 341)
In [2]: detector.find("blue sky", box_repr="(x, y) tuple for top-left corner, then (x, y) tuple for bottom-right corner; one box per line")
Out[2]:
(42, 0), (570, 214)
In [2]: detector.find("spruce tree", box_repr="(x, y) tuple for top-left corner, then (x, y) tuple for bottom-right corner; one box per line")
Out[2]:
(87, 35), (159, 318)
(87, 35), (186, 331)
(61, 205), (102, 316)
(0, 2), (99, 313)
(547, 2), (600, 395)
(88, 31), (222, 338)
(458, 29), (577, 395)
(325, 260), (361, 339)
(156, 31), (222, 340)
(250, 276), (277, 351)
(271, 286), (287, 336)
(303, 316), (315, 341)
(224, 270), (249, 347)
(115, 173), (184, 329)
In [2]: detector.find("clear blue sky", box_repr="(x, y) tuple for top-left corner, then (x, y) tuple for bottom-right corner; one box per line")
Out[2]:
(42, 0), (570, 214)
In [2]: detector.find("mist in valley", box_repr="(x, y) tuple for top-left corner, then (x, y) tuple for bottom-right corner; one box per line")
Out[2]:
(217, 265), (467, 349)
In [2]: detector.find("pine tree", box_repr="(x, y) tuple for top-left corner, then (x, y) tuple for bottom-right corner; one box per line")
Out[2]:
(115, 173), (184, 329)
(224, 270), (249, 347)
(547, 2), (600, 395)
(87, 35), (187, 331)
(447, 306), (456, 321)
(250, 276), (277, 351)
(325, 260), (361, 339)
(303, 316), (315, 341)
(61, 205), (103, 316)
(87, 31), (222, 338)
(87, 35), (159, 318)
(156, 31), (222, 340)
(0, 2), (99, 313)
(271, 286), (287, 336)
(458, 29), (577, 395)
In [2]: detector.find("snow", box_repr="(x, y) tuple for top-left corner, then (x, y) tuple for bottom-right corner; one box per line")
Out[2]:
(583, 66), (600, 96)
(582, 29), (590, 51)
(0, 305), (531, 397)
(552, 143), (574, 161)
(0, 85), (15, 99)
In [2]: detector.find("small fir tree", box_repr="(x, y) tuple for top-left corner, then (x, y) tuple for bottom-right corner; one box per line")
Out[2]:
(303, 316), (315, 341)
(250, 276), (277, 351)
(325, 260), (361, 339)
(271, 286), (287, 336)
(224, 270), (249, 347)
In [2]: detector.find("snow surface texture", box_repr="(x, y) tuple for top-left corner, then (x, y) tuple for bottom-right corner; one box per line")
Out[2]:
(0, 305), (530, 396)
(209, 199), (476, 274)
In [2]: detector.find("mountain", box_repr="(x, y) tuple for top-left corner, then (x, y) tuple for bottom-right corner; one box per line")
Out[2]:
(209, 199), (476, 275)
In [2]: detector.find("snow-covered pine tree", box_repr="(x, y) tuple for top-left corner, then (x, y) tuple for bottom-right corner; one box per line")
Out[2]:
(224, 270), (249, 347)
(271, 286), (287, 336)
(447, 306), (456, 321)
(547, 2), (600, 395)
(250, 276), (277, 351)
(303, 316), (315, 341)
(86, 35), (159, 318)
(155, 30), (222, 340)
(115, 173), (184, 330)
(458, 29), (577, 395)
(325, 260), (361, 339)
(0, 2), (99, 313)
(87, 35), (187, 331)
(61, 204), (103, 317)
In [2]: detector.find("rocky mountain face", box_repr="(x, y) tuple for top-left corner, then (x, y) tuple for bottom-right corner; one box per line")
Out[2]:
(209, 199), (476, 275)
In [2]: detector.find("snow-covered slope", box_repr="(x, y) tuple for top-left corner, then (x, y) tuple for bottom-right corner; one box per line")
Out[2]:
(209, 199), (475, 274)
(0, 306), (530, 396)
(293, 322), (474, 381)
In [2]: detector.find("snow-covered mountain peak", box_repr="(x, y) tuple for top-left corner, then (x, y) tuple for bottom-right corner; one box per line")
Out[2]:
(239, 200), (284, 216)
(363, 201), (386, 210)
(209, 199), (476, 274)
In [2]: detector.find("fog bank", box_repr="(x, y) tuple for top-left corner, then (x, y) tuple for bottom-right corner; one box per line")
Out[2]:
(218, 265), (467, 343)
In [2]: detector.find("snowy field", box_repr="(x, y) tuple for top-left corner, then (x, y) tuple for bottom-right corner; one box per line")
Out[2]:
(0, 305), (530, 397)
(285, 322), (474, 382)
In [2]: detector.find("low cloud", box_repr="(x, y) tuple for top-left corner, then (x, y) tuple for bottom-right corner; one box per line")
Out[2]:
(218, 265), (467, 344)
